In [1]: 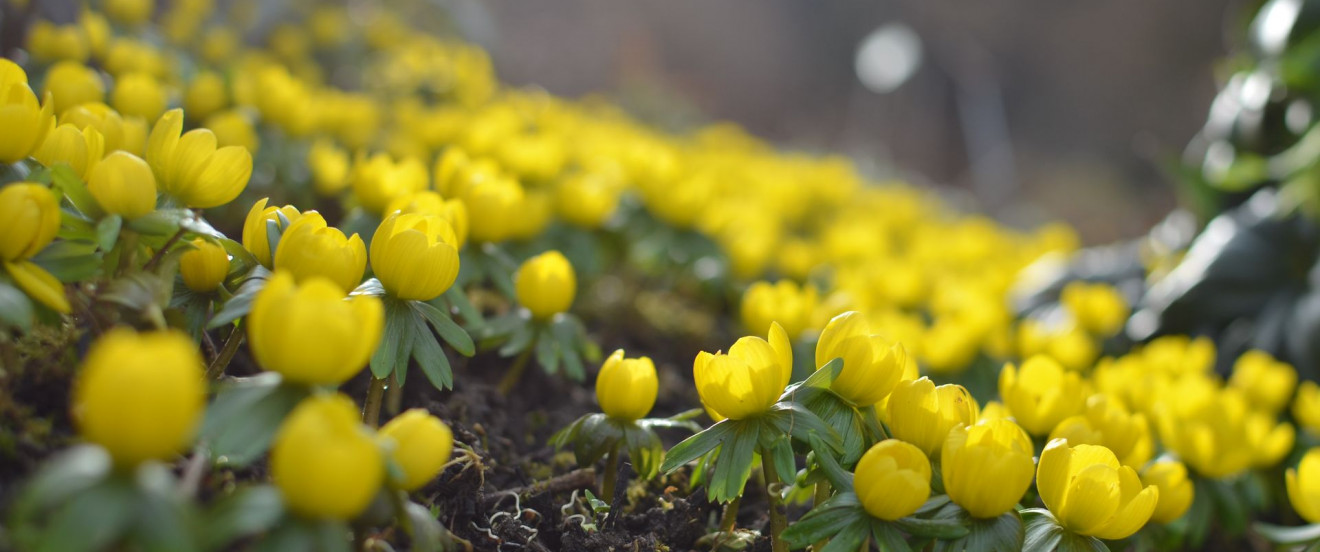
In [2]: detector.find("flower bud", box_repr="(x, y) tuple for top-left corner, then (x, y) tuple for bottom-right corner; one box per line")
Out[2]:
(242, 197), (303, 268)
(350, 152), (428, 215)
(379, 409), (454, 491)
(0, 183), (61, 261)
(274, 212), (366, 293)
(555, 171), (620, 228)
(462, 177), (523, 244)
(146, 108), (252, 208)
(41, 61), (105, 113)
(386, 191), (469, 248)
(1229, 349), (1297, 414)
(1037, 439), (1159, 540)
(1141, 459), (1193, 524)
(32, 123), (105, 179)
(815, 311), (907, 406)
(86, 151), (156, 219)
(61, 102), (128, 153)
(370, 213), (461, 301)
(247, 272), (384, 385)
(0, 60), (56, 163)
(998, 355), (1085, 436)
(111, 72), (167, 121)
(596, 350), (658, 422)
(308, 139), (350, 196)
(741, 280), (817, 340)
(515, 251), (576, 320)
(183, 71), (228, 122)
(694, 323), (792, 420)
(71, 329), (205, 467)
(179, 238), (230, 292)
(270, 394), (384, 520)
(855, 440), (931, 521)
(887, 378), (979, 458)
(943, 420), (1035, 518)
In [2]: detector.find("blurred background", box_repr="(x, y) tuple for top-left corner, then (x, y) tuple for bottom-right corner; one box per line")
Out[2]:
(444, 0), (1247, 243)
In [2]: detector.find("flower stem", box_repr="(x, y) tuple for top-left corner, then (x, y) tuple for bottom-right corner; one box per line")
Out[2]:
(363, 376), (387, 427)
(813, 481), (832, 550)
(762, 453), (788, 552)
(601, 444), (621, 502)
(143, 226), (185, 272)
(719, 495), (741, 532)
(495, 345), (534, 396)
(385, 371), (403, 416)
(205, 323), (244, 380)
(116, 229), (139, 276)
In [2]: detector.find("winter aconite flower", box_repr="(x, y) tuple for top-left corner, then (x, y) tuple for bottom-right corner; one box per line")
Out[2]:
(998, 355), (1086, 436)
(1142, 459), (1194, 524)
(308, 139), (350, 196)
(596, 349), (658, 422)
(247, 272), (384, 385)
(1060, 281), (1129, 336)
(1288, 448), (1320, 524)
(370, 212), (461, 301)
(1048, 394), (1153, 469)
(350, 152), (427, 215)
(694, 322), (792, 420)
(855, 440), (931, 521)
(462, 177), (524, 244)
(379, 409), (454, 491)
(146, 108), (252, 208)
(1037, 439), (1159, 540)
(110, 72), (167, 121)
(385, 191), (469, 248)
(179, 238), (230, 293)
(886, 377), (979, 458)
(71, 329), (205, 467)
(515, 251), (576, 320)
(1229, 349), (1297, 414)
(943, 420), (1036, 518)
(41, 61), (104, 113)
(0, 183), (61, 262)
(242, 197), (303, 268)
(0, 60), (55, 164)
(555, 171), (620, 229)
(741, 280), (817, 340)
(815, 311), (907, 406)
(86, 151), (156, 218)
(32, 123), (105, 179)
(273, 212), (367, 294)
(271, 394), (384, 520)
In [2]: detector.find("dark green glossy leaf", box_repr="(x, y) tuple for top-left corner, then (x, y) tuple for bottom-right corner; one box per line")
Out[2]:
(1021, 508), (1105, 552)
(766, 402), (844, 454)
(200, 486), (285, 551)
(535, 329), (560, 375)
(371, 300), (409, 379)
(498, 322), (535, 357)
(413, 300), (474, 356)
(710, 422), (758, 503)
(551, 317), (586, 380)
(808, 433), (854, 492)
(412, 322), (453, 391)
(207, 267), (270, 329)
(868, 519), (910, 552)
(441, 286), (484, 330)
(801, 390), (867, 465)
(622, 424), (665, 480)
(660, 419), (737, 474)
(13, 445), (112, 516)
(932, 504), (1023, 552)
(201, 374), (309, 467)
(132, 487), (200, 552)
(404, 500), (446, 552)
(36, 477), (136, 552)
(50, 164), (102, 219)
(30, 239), (102, 282)
(780, 493), (866, 547)
(896, 516), (969, 540)
(815, 519), (869, 552)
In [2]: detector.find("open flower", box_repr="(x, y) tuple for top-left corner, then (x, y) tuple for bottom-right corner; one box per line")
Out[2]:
(887, 377), (979, 458)
(694, 322), (792, 420)
(815, 311), (907, 406)
(242, 197), (303, 268)
(247, 272), (384, 385)
(273, 212), (367, 294)
(1142, 459), (1194, 524)
(943, 420), (1035, 518)
(86, 151), (156, 218)
(146, 108), (252, 208)
(999, 355), (1086, 436)
(1037, 439), (1159, 540)
(0, 60), (55, 163)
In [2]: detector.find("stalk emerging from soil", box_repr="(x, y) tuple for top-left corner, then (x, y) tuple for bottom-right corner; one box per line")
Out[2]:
(205, 323), (244, 380)
(496, 346), (534, 396)
(762, 454), (788, 552)
(601, 443), (622, 501)
(363, 376), (387, 427)
(719, 495), (741, 532)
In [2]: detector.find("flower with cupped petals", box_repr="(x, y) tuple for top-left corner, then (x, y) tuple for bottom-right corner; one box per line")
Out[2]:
(273, 212), (367, 294)
(515, 251), (576, 320)
(270, 394), (384, 520)
(242, 197), (303, 268)
(815, 311), (907, 406)
(942, 420), (1035, 518)
(1037, 439), (1160, 540)
(146, 108), (252, 208)
(370, 212), (462, 301)
(887, 377), (979, 458)
(855, 440), (931, 521)
(247, 271), (384, 385)
(694, 322), (792, 421)
(596, 349), (658, 422)
(378, 409), (454, 491)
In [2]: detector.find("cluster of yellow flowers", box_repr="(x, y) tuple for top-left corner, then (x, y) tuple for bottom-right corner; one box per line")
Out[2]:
(5, 0), (1320, 550)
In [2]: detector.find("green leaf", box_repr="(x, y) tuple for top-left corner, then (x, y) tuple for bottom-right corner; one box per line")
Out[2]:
(58, 209), (97, 242)
(50, 163), (102, 219)
(371, 301), (409, 379)
(30, 240), (102, 282)
(535, 329), (560, 375)
(200, 486), (285, 551)
(809, 434), (854, 493)
(816, 520), (870, 552)
(207, 267), (270, 329)
(412, 323), (454, 391)
(622, 424), (665, 480)
(896, 516), (970, 540)
(660, 419), (737, 474)
(34, 479), (135, 552)
(403, 500), (447, 552)
(932, 504), (1023, 552)
(870, 519), (911, 552)
(413, 300), (475, 356)
(1207, 477), (1248, 536)
(13, 445), (112, 517)
(761, 433), (796, 487)
(127, 210), (181, 236)
(553, 319), (586, 380)
(1021, 509), (1105, 552)
(132, 487), (200, 552)
(1254, 522), (1320, 545)
(780, 493), (866, 547)
(573, 414), (624, 466)
(96, 215), (122, 252)
(710, 421), (758, 503)
(0, 279), (34, 330)
(782, 357), (842, 398)
(201, 374), (310, 467)
(441, 286), (484, 330)
(800, 390), (867, 465)
(499, 322), (536, 357)
(765, 402), (844, 454)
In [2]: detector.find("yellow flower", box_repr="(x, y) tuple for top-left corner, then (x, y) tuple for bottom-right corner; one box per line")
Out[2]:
(815, 311), (907, 406)
(1295, 381), (1320, 435)
(1060, 281), (1129, 336)
(1288, 448), (1320, 524)
(205, 110), (259, 154)
(27, 21), (91, 63)
(308, 139), (350, 197)
(508, 187), (554, 241)
(942, 420), (1035, 518)
(1156, 386), (1292, 477)
(461, 177), (524, 244)
(515, 251), (576, 320)
(80, 10), (111, 59)
(379, 409), (454, 491)
(274, 213), (367, 293)
(998, 356), (1086, 436)
(596, 349), (658, 422)
(179, 238), (230, 293)
(0, 60), (55, 163)
(4, 259), (71, 313)
(855, 440), (931, 521)
(183, 71), (229, 122)
(32, 123), (104, 179)
(370, 213), (461, 301)
(62, 103), (126, 155)
(887, 378), (979, 457)
(85, 151), (156, 219)
(555, 171), (620, 228)
(111, 72), (167, 121)
(41, 61), (104, 113)
(350, 152), (428, 215)
(0, 183), (61, 261)
(1048, 394), (1153, 469)
(385, 191), (469, 248)
(120, 115), (149, 157)
(1037, 439), (1160, 540)
(105, 0), (154, 25)
(247, 272), (384, 385)
(1141, 459), (1194, 524)
(1045, 323), (1100, 372)
(242, 197), (303, 268)
(71, 329), (205, 467)
(1229, 349), (1297, 414)
(694, 323), (792, 420)
(979, 401), (1011, 423)
(270, 394), (384, 520)
(146, 108), (252, 208)
(740, 280), (817, 340)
